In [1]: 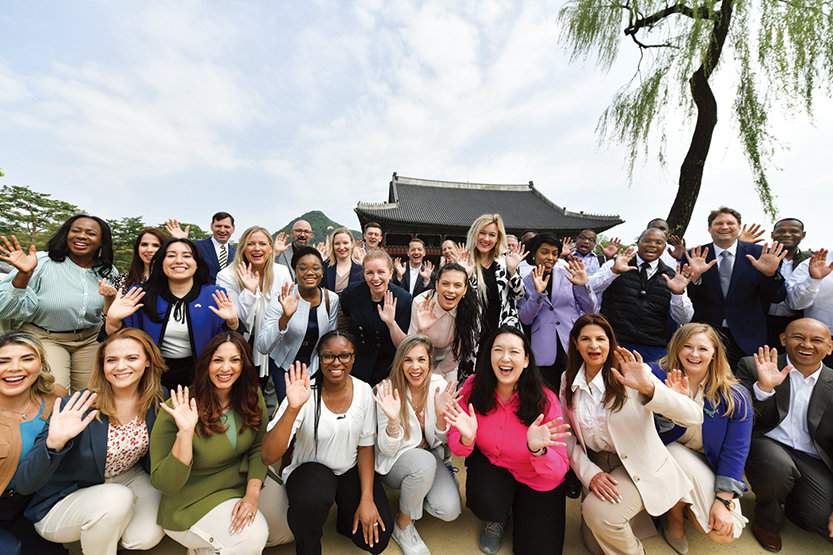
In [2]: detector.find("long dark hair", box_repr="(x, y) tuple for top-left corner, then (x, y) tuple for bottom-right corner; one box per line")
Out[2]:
(47, 214), (114, 278)
(312, 330), (357, 457)
(432, 263), (480, 364)
(562, 313), (626, 412)
(192, 332), (262, 436)
(468, 325), (548, 426)
(141, 238), (210, 323)
(125, 228), (168, 288)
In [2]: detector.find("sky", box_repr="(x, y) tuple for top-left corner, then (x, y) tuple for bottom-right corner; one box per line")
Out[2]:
(1, 0), (831, 251)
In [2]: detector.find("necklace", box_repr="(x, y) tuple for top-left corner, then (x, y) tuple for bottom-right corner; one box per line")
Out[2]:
(322, 381), (353, 414)
(0, 397), (35, 420)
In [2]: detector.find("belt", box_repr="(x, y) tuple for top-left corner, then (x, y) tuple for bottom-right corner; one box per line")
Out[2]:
(1, 489), (16, 498)
(30, 323), (95, 334)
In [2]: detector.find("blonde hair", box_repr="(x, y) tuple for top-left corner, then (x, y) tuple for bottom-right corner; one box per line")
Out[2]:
(362, 248), (394, 271)
(0, 330), (57, 400)
(659, 323), (745, 418)
(89, 328), (167, 426)
(466, 214), (508, 303)
(230, 226), (276, 295)
(328, 227), (355, 263)
(386, 334), (434, 440)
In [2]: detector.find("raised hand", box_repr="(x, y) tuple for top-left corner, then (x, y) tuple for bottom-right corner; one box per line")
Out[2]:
(45, 391), (99, 451)
(159, 385), (199, 433)
(210, 289), (239, 328)
(98, 278), (117, 300)
(561, 237), (575, 258)
(752, 345), (791, 393)
(273, 232), (289, 256)
(393, 257), (407, 280)
(601, 237), (622, 260)
(443, 400), (477, 445)
(531, 265), (551, 293)
(564, 256), (589, 285)
(433, 380), (459, 425)
(808, 248), (833, 280)
(164, 219), (190, 239)
(372, 379), (401, 427)
(739, 223), (765, 244)
(457, 250), (474, 274)
(748, 241), (786, 277)
(611, 347), (654, 396)
(664, 369), (690, 397)
(589, 471), (622, 503)
(0, 235), (37, 274)
(106, 287), (146, 324)
(685, 245), (717, 281)
(527, 414), (571, 452)
(236, 262), (260, 294)
(352, 246), (367, 265)
(414, 296), (438, 332)
(315, 241), (328, 260)
(283, 361), (311, 410)
(611, 247), (637, 275)
(419, 260), (434, 283)
(377, 290), (397, 325)
(505, 243), (528, 276)
(662, 263), (692, 294)
(278, 282), (299, 319)
(668, 235), (687, 261)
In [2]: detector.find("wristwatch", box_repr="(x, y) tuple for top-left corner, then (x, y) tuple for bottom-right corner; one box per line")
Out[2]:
(715, 497), (735, 511)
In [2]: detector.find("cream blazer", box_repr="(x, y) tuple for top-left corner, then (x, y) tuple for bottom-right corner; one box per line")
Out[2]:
(560, 369), (703, 515)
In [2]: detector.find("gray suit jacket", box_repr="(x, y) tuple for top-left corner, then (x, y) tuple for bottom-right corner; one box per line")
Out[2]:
(276, 244), (296, 279)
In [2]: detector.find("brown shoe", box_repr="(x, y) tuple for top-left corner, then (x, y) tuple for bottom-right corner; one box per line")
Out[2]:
(752, 523), (782, 552)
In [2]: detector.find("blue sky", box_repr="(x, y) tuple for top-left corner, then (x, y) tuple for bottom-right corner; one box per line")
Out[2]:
(1, 0), (831, 250)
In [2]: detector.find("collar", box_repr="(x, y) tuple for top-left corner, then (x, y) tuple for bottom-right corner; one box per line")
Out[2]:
(785, 355), (823, 384)
(572, 363), (606, 396)
(635, 255), (659, 271)
(712, 241), (738, 258)
(210, 237), (227, 250)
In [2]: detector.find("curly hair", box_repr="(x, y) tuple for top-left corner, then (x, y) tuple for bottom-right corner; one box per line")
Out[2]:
(47, 214), (114, 279)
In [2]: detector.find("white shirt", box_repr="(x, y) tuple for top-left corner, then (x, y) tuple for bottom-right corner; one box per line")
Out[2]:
(769, 258), (799, 317)
(159, 313), (191, 358)
(787, 252), (833, 330)
(408, 264), (421, 295)
(571, 364), (615, 453)
(269, 376), (376, 480)
(210, 237), (230, 262)
(753, 356), (822, 458)
(588, 257), (693, 325)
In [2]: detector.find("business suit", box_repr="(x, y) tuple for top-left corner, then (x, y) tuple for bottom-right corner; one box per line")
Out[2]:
(736, 355), (833, 539)
(393, 263), (434, 297)
(687, 241), (786, 366)
(560, 371), (702, 554)
(275, 244), (297, 279)
(194, 238), (236, 285)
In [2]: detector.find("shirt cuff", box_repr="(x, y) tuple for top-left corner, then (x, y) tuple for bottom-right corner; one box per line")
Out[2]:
(715, 476), (746, 497)
(753, 382), (776, 401)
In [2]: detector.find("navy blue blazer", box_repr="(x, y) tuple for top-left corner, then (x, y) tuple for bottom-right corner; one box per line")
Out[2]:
(195, 238), (236, 285)
(686, 241), (785, 355)
(651, 365), (752, 495)
(323, 261), (363, 293)
(393, 264), (434, 298)
(14, 390), (168, 523)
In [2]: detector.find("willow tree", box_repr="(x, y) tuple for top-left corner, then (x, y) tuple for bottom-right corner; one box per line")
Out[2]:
(558, 1), (833, 234)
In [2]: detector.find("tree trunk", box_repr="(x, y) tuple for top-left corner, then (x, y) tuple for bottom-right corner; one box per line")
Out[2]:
(666, 0), (734, 236)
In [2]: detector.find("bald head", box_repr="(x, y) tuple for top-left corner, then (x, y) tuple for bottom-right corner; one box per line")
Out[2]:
(780, 318), (833, 374)
(291, 219), (313, 247)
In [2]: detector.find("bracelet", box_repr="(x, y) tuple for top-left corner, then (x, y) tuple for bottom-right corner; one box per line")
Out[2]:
(527, 443), (546, 455)
(386, 424), (402, 437)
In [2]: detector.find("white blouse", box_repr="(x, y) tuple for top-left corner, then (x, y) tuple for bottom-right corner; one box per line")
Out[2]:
(570, 364), (615, 454)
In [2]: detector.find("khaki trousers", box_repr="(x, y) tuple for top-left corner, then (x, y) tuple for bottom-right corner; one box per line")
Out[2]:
(24, 323), (101, 393)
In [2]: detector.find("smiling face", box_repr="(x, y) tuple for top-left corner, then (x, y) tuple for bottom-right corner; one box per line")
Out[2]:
(137, 232), (162, 267)
(441, 240), (456, 261)
(295, 254), (324, 290)
(476, 223), (499, 257)
(103, 338), (148, 393)
(402, 343), (431, 390)
(435, 269), (468, 311)
(162, 242), (197, 282)
(576, 324), (610, 373)
(244, 230), (273, 269)
(319, 336), (354, 386)
(67, 217), (103, 262)
(575, 230), (597, 256)
(771, 219), (805, 252)
(363, 226), (382, 248)
(0, 343), (41, 399)
(708, 212), (740, 248)
(211, 217), (235, 245)
(534, 242), (560, 274)
(291, 220), (313, 247)
(208, 341), (243, 393)
(637, 229), (667, 262)
(780, 318), (833, 374)
(333, 232), (354, 261)
(363, 257), (392, 297)
(676, 332), (715, 384)
(408, 241), (425, 266)
(491, 332), (529, 391)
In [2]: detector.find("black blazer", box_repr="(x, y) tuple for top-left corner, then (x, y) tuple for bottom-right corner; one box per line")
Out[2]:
(194, 238), (236, 285)
(323, 261), (363, 293)
(736, 354), (833, 473)
(393, 264), (434, 297)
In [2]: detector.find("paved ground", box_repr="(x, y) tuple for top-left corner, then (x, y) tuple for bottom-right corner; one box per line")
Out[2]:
(63, 456), (830, 553)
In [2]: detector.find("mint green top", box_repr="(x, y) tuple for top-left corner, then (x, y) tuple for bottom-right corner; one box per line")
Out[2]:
(220, 411), (238, 450)
(150, 392), (268, 531)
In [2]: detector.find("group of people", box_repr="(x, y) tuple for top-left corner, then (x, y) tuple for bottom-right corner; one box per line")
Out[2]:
(0, 206), (831, 555)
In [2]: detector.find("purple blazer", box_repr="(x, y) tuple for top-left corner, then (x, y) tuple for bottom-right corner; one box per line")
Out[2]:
(518, 268), (596, 366)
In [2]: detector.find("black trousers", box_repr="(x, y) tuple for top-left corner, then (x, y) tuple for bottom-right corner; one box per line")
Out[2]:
(538, 337), (568, 394)
(718, 327), (747, 374)
(0, 492), (67, 555)
(285, 462), (393, 555)
(746, 436), (833, 542)
(161, 356), (195, 389)
(465, 447), (566, 554)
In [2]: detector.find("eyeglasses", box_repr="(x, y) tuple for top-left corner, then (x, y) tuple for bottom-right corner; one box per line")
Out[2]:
(293, 229), (313, 235)
(320, 352), (355, 364)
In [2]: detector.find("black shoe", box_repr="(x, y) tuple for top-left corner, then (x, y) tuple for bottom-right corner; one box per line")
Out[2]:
(565, 469), (581, 499)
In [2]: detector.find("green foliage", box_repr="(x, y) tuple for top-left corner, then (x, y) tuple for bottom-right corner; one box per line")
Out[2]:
(110, 216), (148, 272)
(277, 210), (361, 243)
(0, 184), (81, 249)
(558, 0), (833, 221)
(154, 222), (211, 241)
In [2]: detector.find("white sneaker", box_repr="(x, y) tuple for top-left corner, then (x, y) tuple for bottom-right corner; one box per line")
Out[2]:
(392, 522), (431, 555)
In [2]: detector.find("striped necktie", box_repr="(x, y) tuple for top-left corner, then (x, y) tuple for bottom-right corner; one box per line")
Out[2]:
(219, 244), (228, 269)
